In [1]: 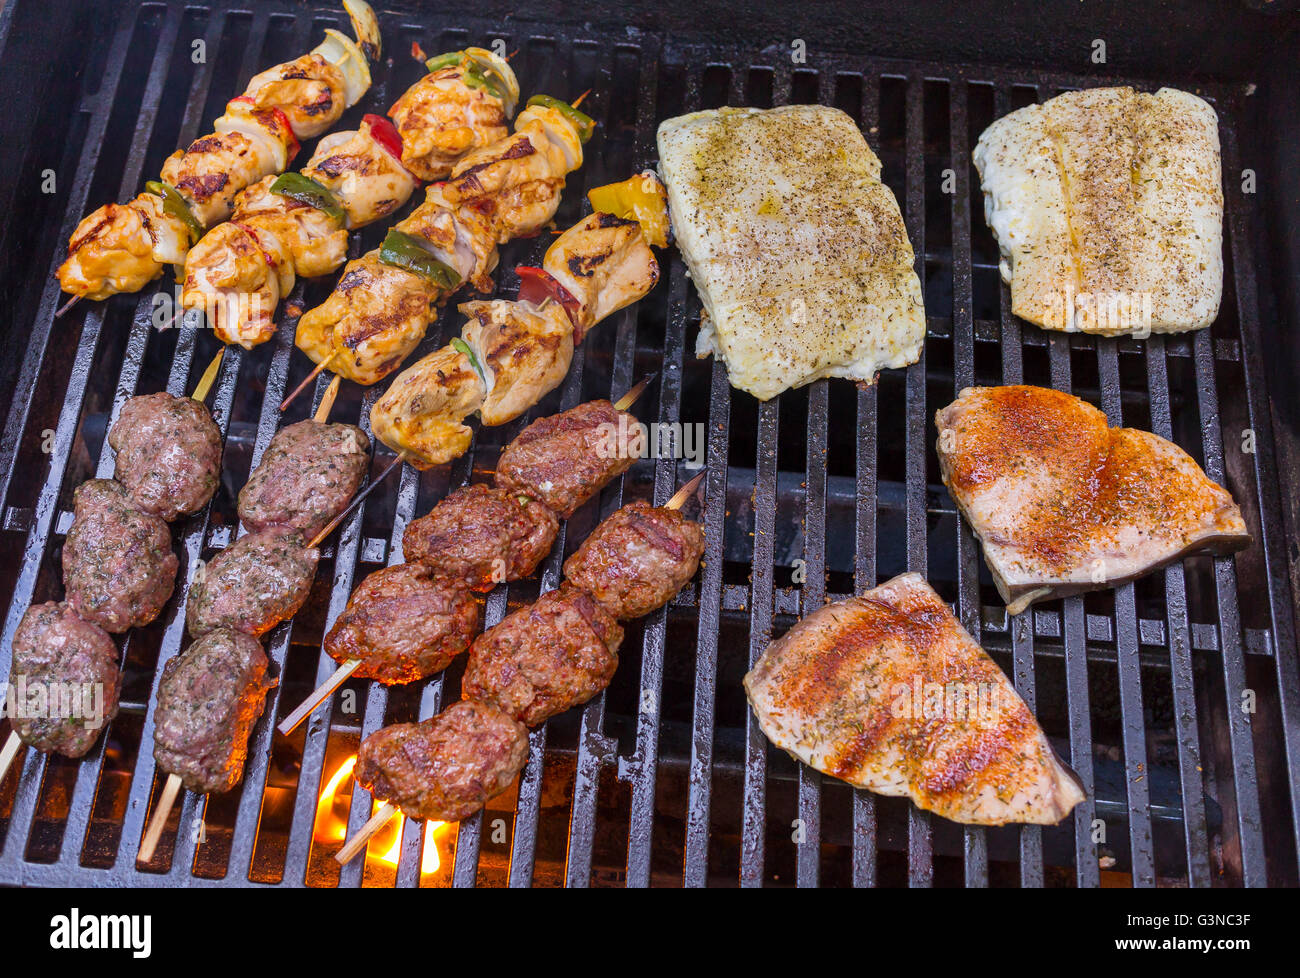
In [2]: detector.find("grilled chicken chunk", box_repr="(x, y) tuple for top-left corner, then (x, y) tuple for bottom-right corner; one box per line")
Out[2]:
(973, 87), (1222, 335)
(658, 104), (925, 400)
(460, 298), (575, 426)
(744, 573), (1085, 826)
(369, 345), (485, 468)
(543, 212), (659, 338)
(388, 66), (510, 181)
(227, 174), (349, 277)
(296, 252), (442, 384)
(243, 53), (347, 139)
(302, 116), (419, 229)
(56, 193), (191, 300)
(181, 220), (293, 349)
(399, 183), (500, 293)
(935, 386), (1250, 614)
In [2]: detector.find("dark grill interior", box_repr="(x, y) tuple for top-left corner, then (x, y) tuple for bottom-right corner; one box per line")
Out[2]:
(1, 0), (1297, 887)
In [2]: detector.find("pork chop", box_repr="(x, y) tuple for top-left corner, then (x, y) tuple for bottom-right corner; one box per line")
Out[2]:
(935, 385), (1250, 614)
(744, 573), (1084, 826)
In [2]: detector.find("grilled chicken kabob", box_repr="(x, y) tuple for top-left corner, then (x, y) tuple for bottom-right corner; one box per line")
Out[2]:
(276, 378), (655, 734)
(136, 378), (375, 861)
(370, 173), (667, 470)
(286, 94), (596, 399)
(56, 1), (382, 309)
(336, 474), (705, 859)
(0, 352), (227, 785)
(182, 48), (523, 349)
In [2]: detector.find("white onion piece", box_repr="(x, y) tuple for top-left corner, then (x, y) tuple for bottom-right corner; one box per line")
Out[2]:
(343, 0), (382, 63)
(312, 29), (371, 108)
(465, 46), (520, 118)
(214, 110), (287, 172)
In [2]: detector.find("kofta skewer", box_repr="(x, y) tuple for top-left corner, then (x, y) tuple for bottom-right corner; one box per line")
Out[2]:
(335, 472), (705, 864)
(277, 378), (654, 735)
(0, 350), (226, 783)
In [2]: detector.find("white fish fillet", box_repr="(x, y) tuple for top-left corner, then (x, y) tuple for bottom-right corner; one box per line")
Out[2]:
(973, 86), (1222, 336)
(657, 105), (925, 401)
(744, 573), (1085, 826)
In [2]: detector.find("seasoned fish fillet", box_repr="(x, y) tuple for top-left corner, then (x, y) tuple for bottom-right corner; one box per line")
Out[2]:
(973, 86), (1222, 336)
(657, 105), (924, 401)
(744, 573), (1084, 826)
(936, 386), (1250, 614)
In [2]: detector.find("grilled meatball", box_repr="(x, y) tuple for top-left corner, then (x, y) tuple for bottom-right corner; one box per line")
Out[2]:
(462, 586), (623, 726)
(403, 484), (558, 592)
(63, 479), (178, 633)
(237, 420), (371, 540)
(109, 392), (222, 521)
(324, 564), (479, 683)
(187, 527), (318, 638)
(562, 501), (705, 620)
(8, 602), (121, 758)
(153, 628), (272, 794)
(495, 400), (641, 518)
(354, 700), (528, 822)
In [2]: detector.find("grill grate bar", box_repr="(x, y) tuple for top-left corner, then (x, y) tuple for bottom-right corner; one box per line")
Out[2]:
(947, 79), (989, 888)
(902, 70), (933, 888)
(1096, 339), (1157, 886)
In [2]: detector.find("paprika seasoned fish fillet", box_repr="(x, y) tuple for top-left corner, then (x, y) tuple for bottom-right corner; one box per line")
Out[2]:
(657, 105), (925, 401)
(972, 86), (1223, 336)
(744, 573), (1084, 826)
(935, 385), (1250, 615)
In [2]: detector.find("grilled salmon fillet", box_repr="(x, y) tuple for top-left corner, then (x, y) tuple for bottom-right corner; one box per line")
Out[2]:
(973, 86), (1222, 336)
(657, 105), (925, 401)
(744, 573), (1084, 825)
(936, 385), (1250, 614)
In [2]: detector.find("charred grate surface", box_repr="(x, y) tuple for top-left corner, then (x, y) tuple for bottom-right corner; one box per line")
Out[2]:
(0, 1), (1297, 887)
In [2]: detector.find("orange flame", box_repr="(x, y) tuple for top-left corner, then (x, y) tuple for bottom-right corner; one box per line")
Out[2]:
(315, 754), (449, 875)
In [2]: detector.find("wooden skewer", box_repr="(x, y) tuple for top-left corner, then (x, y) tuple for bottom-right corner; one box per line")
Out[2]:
(191, 348), (225, 403)
(314, 375), (342, 423)
(277, 658), (362, 736)
(54, 295), (82, 318)
(0, 731), (22, 784)
(335, 801), (397, 865)
(281, 353), (338, 412)
(613, 372), (657, 412)
(306, 450), (408, 549)
(138, 772), (183, 863)
(571, 89), (591, 108)
(664, 471), (706, 511)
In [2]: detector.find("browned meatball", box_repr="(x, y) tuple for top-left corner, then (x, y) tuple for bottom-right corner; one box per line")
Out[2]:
(354, 700), (529, 822)
(324, 564), (479, 683)
(562, 501), (705, 619)
(403, 483), (558, 592)
(109, 392), (222, 521)
(8, 602), (121, 758)
(153, 628), (272, 794)
(462, 586), (623, 726)
(63, 479), (178, 633)
(237, 420), (370, 540)
(186, 527), (318, 638)
(494, 399), (641, 519)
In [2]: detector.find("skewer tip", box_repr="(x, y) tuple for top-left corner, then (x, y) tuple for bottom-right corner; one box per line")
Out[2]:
(190, 347), (225, 403)
(138, 773), (183, 864)
(335, 801), (398, 865)
(664, 470), (706, 511)
(571, 88), (591, 108)
(313, 374), (343, 423)
(613, 372), (657, 412)
(54, 295), (82, 318)
(281, 354), (336, 413)
(0, 731), (23, 784)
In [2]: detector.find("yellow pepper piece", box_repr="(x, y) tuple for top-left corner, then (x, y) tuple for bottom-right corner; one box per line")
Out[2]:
(587, 172), (669, 249)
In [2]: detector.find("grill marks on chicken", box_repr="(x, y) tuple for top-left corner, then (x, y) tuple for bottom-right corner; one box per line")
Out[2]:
(388, 67), (510, 181)
(153, 628), (273, 794)
(744, 573), (1086, 826)
(973, 86), (1223, 335)
(935, 385), (1250, 614)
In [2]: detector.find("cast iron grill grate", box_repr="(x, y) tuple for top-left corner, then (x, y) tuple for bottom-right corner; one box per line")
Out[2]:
(0, 0), (1296, 887)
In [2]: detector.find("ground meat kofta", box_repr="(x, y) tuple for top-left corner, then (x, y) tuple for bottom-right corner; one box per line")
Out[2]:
(8, 602), (121, 757)
(237, 420), (370, 540)
(562, 500), (705, 619)
(402, 483), (558, 591)
(462, 586), (623, 726)
(109, 391), (222, 521)
(324, 564), (479, 683)
(153, 627), (272, 794)
(63, 479), (178, 633)
(186, 527), (318, 638)
(494, 399), (640, 518)
(353, 700), (529, 822)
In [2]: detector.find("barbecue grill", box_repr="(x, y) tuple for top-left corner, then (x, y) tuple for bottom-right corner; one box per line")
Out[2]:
(1, 0), (1298, 888)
